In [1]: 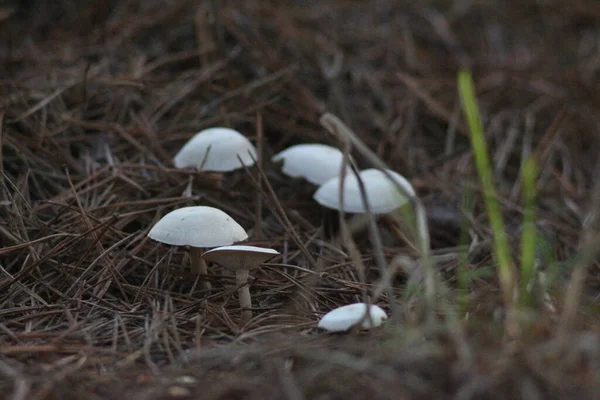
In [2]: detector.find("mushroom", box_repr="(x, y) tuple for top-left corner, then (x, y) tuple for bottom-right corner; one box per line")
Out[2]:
(313, 168), (415, 214)
(272, 143), (355, 237)
(201, 245), (279, 323)
(148, 206), (248, 291)
(317, 303), (388, 332)
(173, 127), (257, 171)
(271, 143), (352, 185)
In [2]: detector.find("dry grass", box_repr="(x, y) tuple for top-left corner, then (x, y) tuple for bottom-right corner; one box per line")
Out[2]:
(1, 0), (600, 398)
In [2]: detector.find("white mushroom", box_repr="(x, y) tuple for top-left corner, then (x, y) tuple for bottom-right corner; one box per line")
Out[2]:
(148, 206), (248, 290)
(173, 127), (257, 172)
(317, 303), (388, 332)
(313, 168), (415, 214)
(202, 245), (279, 323)
(271, 143), (352, 185)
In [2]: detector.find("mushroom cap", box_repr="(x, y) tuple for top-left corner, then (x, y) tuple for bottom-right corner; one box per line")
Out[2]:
(201, 245), (279, 271)
(173, 127), (257, 172)
(271, 143), (351, 185)
(313, 168), (415, 214)
(148, 206), (248, 247)
(317, 303), (388, 332)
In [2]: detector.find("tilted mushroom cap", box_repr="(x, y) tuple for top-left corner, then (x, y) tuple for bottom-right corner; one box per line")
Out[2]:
(173, 127), (257, 172)
(317, 303), (388, 332)
(201, 245), (279, 271)
(271, 143), (352, 185)
(148, 206), (248, 247)
(313, 168), (415, 214)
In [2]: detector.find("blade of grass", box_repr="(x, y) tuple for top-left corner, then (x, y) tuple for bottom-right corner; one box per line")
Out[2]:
(558, 159), (600, 342)
(520, 156), (537, 307)
(458, 181), (475, 314)
(457, 69), (517, 336)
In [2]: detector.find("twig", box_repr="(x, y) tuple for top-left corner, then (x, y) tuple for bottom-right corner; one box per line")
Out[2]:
(320, 112), (437, 322)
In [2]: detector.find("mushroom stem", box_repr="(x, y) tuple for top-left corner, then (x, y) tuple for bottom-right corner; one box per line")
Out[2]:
(190, 247), (211, 290)
(235, 269), (252, 323)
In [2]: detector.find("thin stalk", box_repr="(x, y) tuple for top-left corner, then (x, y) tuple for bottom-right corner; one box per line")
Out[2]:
(190, 247), (211, 291)
(558, 235), (598, 342)
(349, 164), (399, 318)
(458, 69), (517, 336)
(320, 113), (436, 322)
(520, 156), (537, 307)
(236, 269), (252, 324)
(558, 159), (600, 342)
(458, 182), (475, 314)
(336, 141), (368, 305)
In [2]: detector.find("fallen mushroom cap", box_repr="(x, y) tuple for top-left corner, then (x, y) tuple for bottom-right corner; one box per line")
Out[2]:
(148, 206), (248, 247)
(271, 143), (352, 185)
(173, 127), (257, 172)
(201, 245), (279, 271)
(313, 168), (415, 214)
(317, 303), (388, 332)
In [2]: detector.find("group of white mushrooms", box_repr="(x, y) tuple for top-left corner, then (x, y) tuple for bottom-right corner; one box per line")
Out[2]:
(148, 126), (411, 330)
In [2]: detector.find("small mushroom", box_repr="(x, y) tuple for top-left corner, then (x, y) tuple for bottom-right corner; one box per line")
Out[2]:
(148, 206), (248, 290)
(313, 168), (415, 214)
(271, 143), (352, 185)
(201, 245), (279, 323)
(173, 127), (257, 172)
(317, 303), (388, 332)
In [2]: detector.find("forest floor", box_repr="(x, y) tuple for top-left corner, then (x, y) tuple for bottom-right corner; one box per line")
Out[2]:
(1, 1), (600, 399)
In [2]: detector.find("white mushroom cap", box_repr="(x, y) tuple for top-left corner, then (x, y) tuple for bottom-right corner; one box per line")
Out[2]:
(173, 127), (257, 172)
(271, 143), (352, 185)
(317, 303), (388, 332)
(201, 245), (279, 271)
(148, 206), (248, 247)
(313, 168), (415, 214)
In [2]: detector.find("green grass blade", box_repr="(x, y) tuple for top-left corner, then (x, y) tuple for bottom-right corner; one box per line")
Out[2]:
(520, 156), (538, 306)
(458, 69), (515, 312)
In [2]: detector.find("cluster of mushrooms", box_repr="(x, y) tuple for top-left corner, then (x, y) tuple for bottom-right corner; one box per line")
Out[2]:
(149, 127), (411, 330)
